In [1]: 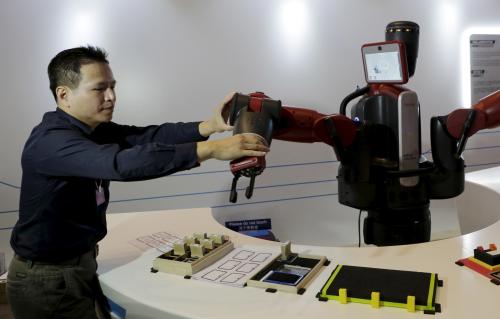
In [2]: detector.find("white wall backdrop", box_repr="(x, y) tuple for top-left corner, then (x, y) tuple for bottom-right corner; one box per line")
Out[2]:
(1, 0), (500, 248)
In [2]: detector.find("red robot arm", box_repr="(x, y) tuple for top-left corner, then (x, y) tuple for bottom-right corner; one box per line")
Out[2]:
(227, 92), (356, 202)
(446, 90), (500, 139)
(273, 106), (356, 148)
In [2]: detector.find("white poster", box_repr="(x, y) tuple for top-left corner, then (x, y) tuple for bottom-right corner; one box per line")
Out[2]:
(470, 34), (500, 104)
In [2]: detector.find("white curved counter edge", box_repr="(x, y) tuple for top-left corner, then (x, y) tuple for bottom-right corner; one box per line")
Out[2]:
(98, 166), (500, 319)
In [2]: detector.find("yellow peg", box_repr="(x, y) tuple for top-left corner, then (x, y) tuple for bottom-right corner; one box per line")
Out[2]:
(407, 295), (416, 312)
(339, 288), (348, 304)
(371, 291), (380, 308)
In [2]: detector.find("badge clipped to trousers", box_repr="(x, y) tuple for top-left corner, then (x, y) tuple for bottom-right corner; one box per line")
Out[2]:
(95, 179), (105, 206)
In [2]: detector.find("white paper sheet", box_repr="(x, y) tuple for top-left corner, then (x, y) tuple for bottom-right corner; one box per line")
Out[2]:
(130, 231), (183, 253)
(191, 245), (280, 287)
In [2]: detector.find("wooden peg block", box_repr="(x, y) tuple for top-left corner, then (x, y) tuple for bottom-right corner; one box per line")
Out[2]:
(201, 239), (214, 250)
(184, 236), (196, 245)
(173, 242), (187, 256)
(209, 234), (224, 245)
(281, 241), (292, 260)
(189, 244), (206, 258)
(194, 233), (207, 242)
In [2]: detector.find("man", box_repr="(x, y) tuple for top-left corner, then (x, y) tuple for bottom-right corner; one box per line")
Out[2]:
(7, 46), (268, 319)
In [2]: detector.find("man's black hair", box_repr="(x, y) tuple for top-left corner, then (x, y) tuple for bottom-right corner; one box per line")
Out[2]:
(48, 45), (109, 101)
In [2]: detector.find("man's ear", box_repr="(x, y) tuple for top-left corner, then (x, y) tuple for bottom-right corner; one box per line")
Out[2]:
(56, 86), (70, 107)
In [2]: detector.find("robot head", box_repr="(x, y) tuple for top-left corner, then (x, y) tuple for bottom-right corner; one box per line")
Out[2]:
(385, 21), (419, 78)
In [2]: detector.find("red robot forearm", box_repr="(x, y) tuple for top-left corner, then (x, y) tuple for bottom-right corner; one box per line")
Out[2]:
(446, 90), (500, 139)
(273, 106), (356, 148)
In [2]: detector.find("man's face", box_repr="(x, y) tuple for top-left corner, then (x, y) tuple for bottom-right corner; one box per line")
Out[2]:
(63, 62), (116, 128)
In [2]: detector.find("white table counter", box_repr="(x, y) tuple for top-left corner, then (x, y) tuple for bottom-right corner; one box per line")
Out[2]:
(98, 167), (500, 319)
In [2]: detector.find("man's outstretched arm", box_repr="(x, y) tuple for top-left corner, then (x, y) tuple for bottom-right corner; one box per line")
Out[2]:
(197, 133), (269, 163)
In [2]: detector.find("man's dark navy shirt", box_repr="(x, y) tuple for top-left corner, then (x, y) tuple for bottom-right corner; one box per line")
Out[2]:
(11, 108), (206, 261)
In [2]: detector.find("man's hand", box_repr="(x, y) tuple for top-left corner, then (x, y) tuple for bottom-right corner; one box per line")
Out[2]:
(197, 133), (269, 162)
(198, 92), (235, 137)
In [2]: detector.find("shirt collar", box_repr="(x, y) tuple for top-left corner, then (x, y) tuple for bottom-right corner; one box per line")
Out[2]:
(55, 107), (94, 135)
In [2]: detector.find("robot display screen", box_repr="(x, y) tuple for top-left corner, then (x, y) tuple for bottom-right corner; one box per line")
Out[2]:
(362, 42), (408, 84)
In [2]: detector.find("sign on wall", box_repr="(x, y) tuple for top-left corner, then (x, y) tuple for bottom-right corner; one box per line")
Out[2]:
(470, 34), (500, 104)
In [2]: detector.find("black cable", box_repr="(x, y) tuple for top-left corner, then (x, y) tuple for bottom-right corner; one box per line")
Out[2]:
(456, 109), (477, 157)
(339, 86), (370, 115)
(358, 210), (363, 247)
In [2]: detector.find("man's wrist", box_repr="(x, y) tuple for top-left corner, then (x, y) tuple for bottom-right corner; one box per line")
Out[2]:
(198, 121), (214, 137)
(197, 140), (214, 162)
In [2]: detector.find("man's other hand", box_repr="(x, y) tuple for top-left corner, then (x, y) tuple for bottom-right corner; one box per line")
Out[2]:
(198, 92), (235, 137)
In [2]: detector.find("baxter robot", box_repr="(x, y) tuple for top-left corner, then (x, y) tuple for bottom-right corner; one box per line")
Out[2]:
(225, 21), (500, 246)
